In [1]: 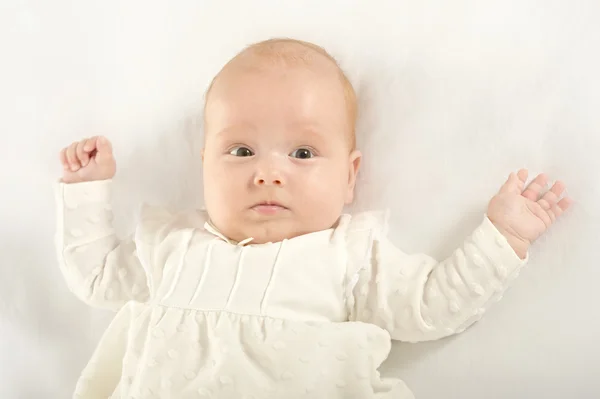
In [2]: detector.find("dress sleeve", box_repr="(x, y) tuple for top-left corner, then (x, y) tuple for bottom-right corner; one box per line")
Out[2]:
(346, 212), (528, 342)
(54, 179), (173, 311)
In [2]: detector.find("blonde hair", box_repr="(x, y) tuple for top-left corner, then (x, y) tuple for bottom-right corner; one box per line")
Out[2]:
(204, 38), (357, 149)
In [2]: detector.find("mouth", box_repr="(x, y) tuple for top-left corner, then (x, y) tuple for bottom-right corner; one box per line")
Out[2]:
(251, 201), (288, 215)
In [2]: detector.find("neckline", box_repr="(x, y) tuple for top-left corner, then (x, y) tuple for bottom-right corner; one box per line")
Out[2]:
(202, 214), (351, 247)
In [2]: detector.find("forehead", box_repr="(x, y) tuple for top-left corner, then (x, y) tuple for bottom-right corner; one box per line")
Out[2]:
(205, 63), (349, 134)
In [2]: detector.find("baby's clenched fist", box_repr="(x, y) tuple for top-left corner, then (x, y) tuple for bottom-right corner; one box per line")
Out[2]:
(59, 136), (116, 183)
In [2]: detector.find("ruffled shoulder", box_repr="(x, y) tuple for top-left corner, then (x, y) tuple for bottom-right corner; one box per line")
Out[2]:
(345, 209), (390, 236)
(339, 209), (391, 316)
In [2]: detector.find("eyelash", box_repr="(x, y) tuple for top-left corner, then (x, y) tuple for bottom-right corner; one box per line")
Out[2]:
(289, 148), (316, 159)
(228, 146), (254, 157)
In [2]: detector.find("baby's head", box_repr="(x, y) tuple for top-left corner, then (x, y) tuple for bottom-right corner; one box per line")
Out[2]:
(201, 38), (361, 244)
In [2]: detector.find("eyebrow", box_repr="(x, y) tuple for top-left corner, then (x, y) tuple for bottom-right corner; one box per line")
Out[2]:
(214, 124), (257, 137)
(215, 122), (326, 136)
(288, 122), (328, 137)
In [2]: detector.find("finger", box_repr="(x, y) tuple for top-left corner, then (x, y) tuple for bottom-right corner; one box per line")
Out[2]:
(547, 197), (572, 224)
(498, 170), (526, 195)
(76, 139), (90, 167)
(517, 168), (528, 184)
(59, 148), (69, 170)
(557, 197), (573, 213)
(96, 136), (112, 154)
(530, 202), (553, 228)
(546, 204), (560, 224)
(94, 136), (113, 163)
(83, 136), (97, 152)
(550, 204), (560, 223)
(537, 198), (551, 211)
(522, 173), (548, 201)
(539, 180), (565, 207)
(497, 172), (515, 194)
(66, 143), (80, 171)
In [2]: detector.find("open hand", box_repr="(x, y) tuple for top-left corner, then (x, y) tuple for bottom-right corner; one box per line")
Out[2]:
(59, 136), (116, 183)
(487, 169), (573, 259)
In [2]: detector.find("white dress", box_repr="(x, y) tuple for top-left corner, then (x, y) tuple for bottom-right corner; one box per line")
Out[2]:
(54, 180), (527, 399)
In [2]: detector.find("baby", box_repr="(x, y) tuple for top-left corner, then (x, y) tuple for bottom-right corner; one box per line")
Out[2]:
(55, 38), (572, 399)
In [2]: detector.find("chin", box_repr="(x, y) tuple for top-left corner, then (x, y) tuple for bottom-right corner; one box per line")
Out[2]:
(241, 220), (300, 244)
(248, 229), (294, 244)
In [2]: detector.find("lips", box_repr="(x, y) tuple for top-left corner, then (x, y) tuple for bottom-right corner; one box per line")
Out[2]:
(255, 201), (286, 208)
(251, 201), (288, 215)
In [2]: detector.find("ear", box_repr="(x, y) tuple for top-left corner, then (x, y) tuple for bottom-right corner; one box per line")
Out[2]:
(345, 150), (362, 204)
(201, 148), (205, 163)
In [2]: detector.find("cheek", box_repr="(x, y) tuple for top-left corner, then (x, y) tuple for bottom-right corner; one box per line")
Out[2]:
(295, 164), (347, 204)
(205, 163), (248, 199)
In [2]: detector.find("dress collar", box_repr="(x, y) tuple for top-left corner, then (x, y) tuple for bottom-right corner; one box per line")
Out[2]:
(201, 212), (353, 246)
(203, 219), (254, 246)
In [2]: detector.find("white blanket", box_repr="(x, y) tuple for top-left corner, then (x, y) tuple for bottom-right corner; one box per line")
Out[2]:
(1, 0), (598, 398)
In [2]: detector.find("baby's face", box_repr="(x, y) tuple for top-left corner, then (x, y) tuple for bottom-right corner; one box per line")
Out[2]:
(201, 59), (361, 244)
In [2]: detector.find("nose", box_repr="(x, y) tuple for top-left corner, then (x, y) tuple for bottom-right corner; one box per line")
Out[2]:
(254, 173), (283, 186)
(254, 164), (284, 187)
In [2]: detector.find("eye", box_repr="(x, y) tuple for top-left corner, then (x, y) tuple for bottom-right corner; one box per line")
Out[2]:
(229, 146), (254, 157)
(290, 148), (314, 159)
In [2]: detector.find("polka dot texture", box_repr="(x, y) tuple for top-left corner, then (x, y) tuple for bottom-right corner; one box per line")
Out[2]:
(56, 181), (527, 398)
(346, 214), (528, 343)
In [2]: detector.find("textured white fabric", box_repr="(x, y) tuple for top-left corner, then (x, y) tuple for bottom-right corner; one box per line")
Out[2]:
(55, 179), (527, 398)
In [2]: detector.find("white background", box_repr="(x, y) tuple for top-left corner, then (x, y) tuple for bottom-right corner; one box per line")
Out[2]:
(1, 0), (599, 398)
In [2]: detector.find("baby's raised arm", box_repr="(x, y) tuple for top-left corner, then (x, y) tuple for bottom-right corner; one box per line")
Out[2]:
(346, 170), (571, 342)
(347, 215), (526, 342)
(55, 136), (163, 310)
